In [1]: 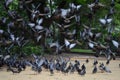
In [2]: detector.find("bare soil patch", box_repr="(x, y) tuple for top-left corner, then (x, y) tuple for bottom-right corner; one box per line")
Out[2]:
(0, 53), (120, 80)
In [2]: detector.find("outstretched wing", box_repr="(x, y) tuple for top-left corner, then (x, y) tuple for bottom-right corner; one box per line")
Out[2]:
(107, 18), (112, 23)
(35, 25), (43, 30)
(112, 40), (119, 48)
(37, 35), (42, 42)
(69, 43), (76, 49)
(28, 23), (35, 28)
(95, 33), (101, 38)
(65, 39), (70, 47)
(37, 18), (43, 25)
(99, 19), (106, 25)
(0, 29), (4, 34)
(88, 42), (94, 48)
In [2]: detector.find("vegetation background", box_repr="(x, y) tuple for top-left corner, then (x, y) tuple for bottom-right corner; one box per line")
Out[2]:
(0, 0), (120, 55)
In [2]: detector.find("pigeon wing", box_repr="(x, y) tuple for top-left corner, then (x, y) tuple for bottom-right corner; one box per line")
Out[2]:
(112, 40), (119, 48)
(65, 39), (70, 47)
(88, 42), (94, 48)
(95, 33), (101, 38)
(5, 0), (13, 7)
(69, 43), (76, 49)
(37, 18), (43, 25)
(77, 5), (82, 10)
(50, 43), (56, 48)
(28, 23), (35, 28)
(99, 19), (106, 25)
(35, 25), (43, 30)
(107, 18), (112, 23)
(37, 35), (42, 42)
(0, 30), (4, 34)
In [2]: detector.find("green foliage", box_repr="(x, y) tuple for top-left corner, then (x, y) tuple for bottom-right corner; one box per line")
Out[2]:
(11, 43), (44, 55)
(22, 46), (42, 55)
(67, 0), (87, 4)
(9, 0), (18, 10)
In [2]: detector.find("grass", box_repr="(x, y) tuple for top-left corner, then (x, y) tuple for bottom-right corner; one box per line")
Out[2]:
(70, 49), (95, 54)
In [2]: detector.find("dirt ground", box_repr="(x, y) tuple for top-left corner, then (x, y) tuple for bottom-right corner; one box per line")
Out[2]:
(0, 53), (120, 80)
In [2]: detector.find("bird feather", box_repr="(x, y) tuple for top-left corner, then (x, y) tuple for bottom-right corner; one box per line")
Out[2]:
(112, 40), (119, 48)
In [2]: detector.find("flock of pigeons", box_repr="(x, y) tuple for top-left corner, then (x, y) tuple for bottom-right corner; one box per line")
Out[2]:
(0, 53), (114, 75)
(0, 0), (120, 74)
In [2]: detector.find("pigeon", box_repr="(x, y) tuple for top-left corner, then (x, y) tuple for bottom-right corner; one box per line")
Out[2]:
(0, 30), (4, 34)
(103, 66), (112, 73)
(49, 62), (54, 74)
(0, 55), (4, 67)
(69, 63), (75, 73)
(49, 41), (64, 54)
(64, 39), (76, 49)
(99, 63), (105, 73)
(74, 60), (81, 73)
(88, 0), (105, 11)
(109, 7), (115, 15)
(61, 59), (68, 73)
(86, 58), (89, 63)
(42, 58), (49, 69)
(81, 64), (86, 70)
(93, 59), (98, 66)
(55, 22), (74, 30)
(69, 3), (82, 11)
(9, 66), (22, 74)
(110, 0), (115, 7)
(4, 0), (13, 9)
(99, 16), (112, 25)
(55, 60), (61, 71)
(106, 60), (110, 65)
(80, 68), (86, 76)
(61, 9), (70, 18)
(65, 62), (74, 73)
(92, 65), (97, 73)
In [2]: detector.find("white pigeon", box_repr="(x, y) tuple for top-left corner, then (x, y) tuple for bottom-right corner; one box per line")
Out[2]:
(112, 40), (119, 48)
(64, 39), (76, 49)
(99, 18), (112, 25)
